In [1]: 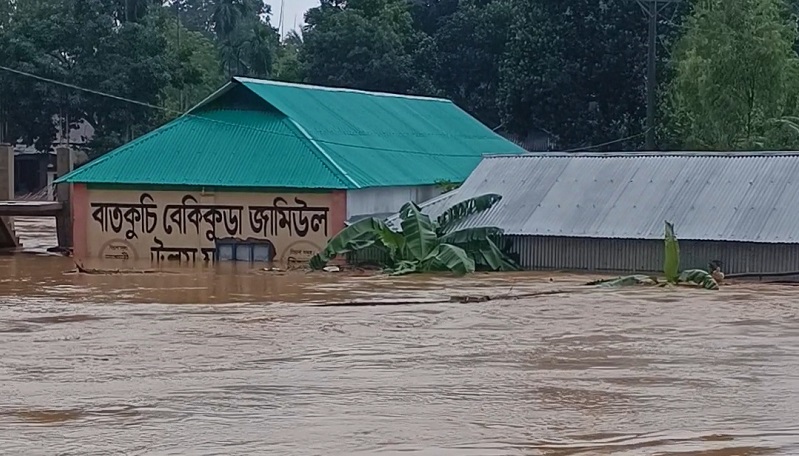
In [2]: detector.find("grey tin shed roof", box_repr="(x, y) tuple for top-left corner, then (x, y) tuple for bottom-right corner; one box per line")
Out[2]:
(385, 190), (459, 230)
(412, 152), (799, 243)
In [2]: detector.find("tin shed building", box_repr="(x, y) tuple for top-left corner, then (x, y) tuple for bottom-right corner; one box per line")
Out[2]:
(56, 78), (525, 265)
(406, 152), (799, 274)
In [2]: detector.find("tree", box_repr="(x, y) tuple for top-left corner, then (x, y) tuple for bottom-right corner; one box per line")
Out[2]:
(409, 0), (460, 36)
(309, 194), (520, 275)
(300, 0), (431, 93)
(153, 8), (225, 115)
(665, 0), (799, 150)
(211, 0), (279, 78)
(210, 0), (252, 38)
(418, 0), (513, 127)
(0, 0), (231, 157)
(0, 0), (173, 155)
(175, 0), (216, 35)
(274, 31), (304, 82)
(0, 0), (247, 158)
(498, 0), (685, 151)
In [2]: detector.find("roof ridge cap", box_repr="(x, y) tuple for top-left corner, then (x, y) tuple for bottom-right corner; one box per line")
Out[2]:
(234, 77), (451, 103)
(234, 81), (359, 189)
(284, 117), (360, 189)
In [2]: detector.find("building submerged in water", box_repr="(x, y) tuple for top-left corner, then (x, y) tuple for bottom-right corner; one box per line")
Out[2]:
(398, 152), (799, 275)
(55, 78), (525, 265)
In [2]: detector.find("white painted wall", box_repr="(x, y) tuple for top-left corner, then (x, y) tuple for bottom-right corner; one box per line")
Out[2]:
(346, 185), (442, 219)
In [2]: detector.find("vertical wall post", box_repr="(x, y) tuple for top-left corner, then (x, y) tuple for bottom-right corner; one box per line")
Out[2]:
(55, 146), (74, 250)
(0, 143), (16, 248)
(0, 143), (13, 200)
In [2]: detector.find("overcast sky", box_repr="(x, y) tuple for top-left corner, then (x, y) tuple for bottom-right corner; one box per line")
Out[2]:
(269, 0), (317, 33)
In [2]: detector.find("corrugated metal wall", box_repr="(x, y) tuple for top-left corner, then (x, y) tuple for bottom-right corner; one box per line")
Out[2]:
(346, 246), (390, 266)
(508, 235), (799, 274)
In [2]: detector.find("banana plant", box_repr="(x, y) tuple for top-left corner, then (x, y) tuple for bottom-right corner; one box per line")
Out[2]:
(590, 221), (720, 290)
(309, 194), (520, 275)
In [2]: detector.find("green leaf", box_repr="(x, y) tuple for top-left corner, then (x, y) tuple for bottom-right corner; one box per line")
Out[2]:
(399, 201), (419, 220)
(664, 220), (680, 283)
(436, 194), (503, 233)
(439, 226), (504, 244)
(484, 237), (521, 271)
(439, 227), (519, 271)
(399, 201), (439, 261)
(309, 217), (400, 269)
(678, 269), (720, 290)
(388, 260), (420, 276)
(422, 244), (476, 275)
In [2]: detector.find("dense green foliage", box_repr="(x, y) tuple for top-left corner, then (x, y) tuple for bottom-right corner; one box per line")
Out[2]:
(0, 0), (278, 156)
(309, 194), (520, 275)
(665, 0), (799, 150)
(4, 0), (799, 157)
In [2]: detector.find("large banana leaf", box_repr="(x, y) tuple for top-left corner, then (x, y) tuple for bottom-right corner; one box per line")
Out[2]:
(388, 260), (420, 276)
(664, 220), (680, 283)
(399, 200), (422, 220)
(399, 201), (439, 261)
(439, 227), (519, 271)
(593, 275), (659, 287)
(422, 243), (475, 275)
(482, 237), (521, 271)
(439, 226), (504, 244)
(436, 193), (503, 233)
(678, 269), (719, 290)
(456, 237), (516, 271)
(309, 217), (402, 269)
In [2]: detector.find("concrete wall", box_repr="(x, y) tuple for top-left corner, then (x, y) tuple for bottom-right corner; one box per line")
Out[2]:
(73, 186), (347, 266)
(0, 144), (14, 199)
(346, 185), (442, 219)
(55, 146), (74, 250)
(0, 144), (16, 248)
(508, 235), (799, 274)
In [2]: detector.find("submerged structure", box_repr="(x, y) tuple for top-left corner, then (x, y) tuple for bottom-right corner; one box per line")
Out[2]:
(397, 152), (799, 274)
(55, 78), (524, 265)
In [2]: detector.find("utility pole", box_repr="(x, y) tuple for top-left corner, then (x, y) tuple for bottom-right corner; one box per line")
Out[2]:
(279, 0), (285, 40)
(636, 0), (680, 151)
(176, 0), (183, 110)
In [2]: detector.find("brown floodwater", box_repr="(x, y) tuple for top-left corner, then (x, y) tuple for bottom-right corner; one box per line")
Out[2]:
(2, 217), (799, 455)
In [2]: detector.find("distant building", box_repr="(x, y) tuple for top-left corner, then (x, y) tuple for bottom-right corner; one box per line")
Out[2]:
(498, 126), (554, 152)
(56, 78), (525, 265)
(14, 120), (93, 198)
(399, 152), (799, 274)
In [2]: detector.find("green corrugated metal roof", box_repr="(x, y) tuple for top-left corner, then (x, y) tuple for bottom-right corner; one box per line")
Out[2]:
(237, 78), (525, 187)
(58, 78), (526, 189)
(59, 108), (351, 189)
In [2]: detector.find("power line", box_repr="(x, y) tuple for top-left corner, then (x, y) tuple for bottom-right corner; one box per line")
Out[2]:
(0, 65), (507, 158)
(0, 65), (179, 113)
(559, 128), (650, 153)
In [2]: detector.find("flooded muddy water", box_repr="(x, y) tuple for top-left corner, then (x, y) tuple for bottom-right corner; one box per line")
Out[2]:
(2, 218), (799, 455)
